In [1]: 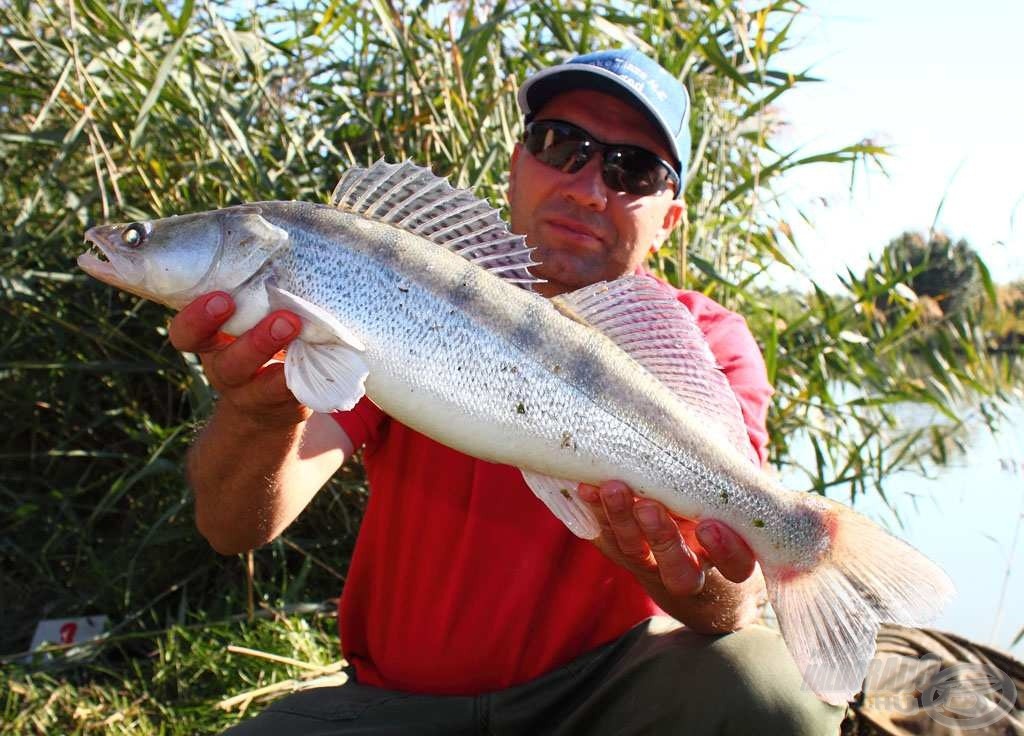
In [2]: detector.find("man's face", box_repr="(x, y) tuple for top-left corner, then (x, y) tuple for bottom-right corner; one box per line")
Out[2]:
(508, 89), (685, 297)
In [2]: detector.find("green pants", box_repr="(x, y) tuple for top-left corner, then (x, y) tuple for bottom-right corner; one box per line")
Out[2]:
(224, 617), (847, 735)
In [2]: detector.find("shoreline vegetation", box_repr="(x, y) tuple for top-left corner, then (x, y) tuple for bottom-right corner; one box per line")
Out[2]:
(2, 0), (1021, 733)
(993, 284), (1024, 352)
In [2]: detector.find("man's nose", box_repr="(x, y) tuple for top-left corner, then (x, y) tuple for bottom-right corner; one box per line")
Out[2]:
(562, 156), (608, 211)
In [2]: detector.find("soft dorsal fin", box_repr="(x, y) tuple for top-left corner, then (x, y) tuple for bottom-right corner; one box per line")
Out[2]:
(331, 160), (542, 289)
(553, 276), (754, 461)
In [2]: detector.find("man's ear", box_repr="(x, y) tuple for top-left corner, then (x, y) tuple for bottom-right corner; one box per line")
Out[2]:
(651, 198), (686, 252)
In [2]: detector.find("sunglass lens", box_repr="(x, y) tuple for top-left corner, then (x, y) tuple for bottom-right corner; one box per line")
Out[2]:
(603, 149), (672, 196)
(526, 124), (591, 173)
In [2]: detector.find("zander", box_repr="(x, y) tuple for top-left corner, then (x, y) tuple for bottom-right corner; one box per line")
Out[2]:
(79, 160), (953, 704)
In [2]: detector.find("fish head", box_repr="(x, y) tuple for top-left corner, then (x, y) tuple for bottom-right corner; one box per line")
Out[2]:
(79, 207), (288, 308)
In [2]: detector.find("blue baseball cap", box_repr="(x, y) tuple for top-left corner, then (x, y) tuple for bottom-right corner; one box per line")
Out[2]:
(517, 48), (691, 194)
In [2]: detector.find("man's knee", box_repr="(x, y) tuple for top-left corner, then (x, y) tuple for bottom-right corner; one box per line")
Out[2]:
(614, 622), (845, 734)
(686, 624), (847, 735)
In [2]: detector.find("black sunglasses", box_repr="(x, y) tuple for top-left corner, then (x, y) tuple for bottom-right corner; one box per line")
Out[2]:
(522, 119), (680, 197)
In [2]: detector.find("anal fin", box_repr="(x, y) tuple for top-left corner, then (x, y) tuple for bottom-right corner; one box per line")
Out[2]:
(521, 470), (601, 539)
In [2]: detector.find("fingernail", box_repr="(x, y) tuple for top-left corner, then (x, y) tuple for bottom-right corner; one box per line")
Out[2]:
(604, 487), (628, 512)
(270, 316), (297, 341)
(578, 485), (597, 503)
(634, 503), (661, 529)
(696, 523), (722, 551)
(691, 569), (706, 595)
(206, 294), (230, 318)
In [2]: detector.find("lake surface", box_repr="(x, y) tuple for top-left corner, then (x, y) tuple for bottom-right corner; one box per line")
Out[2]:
(784, 403), (1024, 657)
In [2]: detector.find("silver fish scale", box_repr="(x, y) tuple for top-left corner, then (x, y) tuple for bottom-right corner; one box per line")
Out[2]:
(258, 202), (828, 567)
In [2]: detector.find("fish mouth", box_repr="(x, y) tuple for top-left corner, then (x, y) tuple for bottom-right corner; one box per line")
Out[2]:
(77, 239), (117, 278)
(78, 226), (143, 289)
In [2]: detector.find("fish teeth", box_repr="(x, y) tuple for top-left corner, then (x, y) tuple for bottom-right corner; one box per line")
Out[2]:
(86, 242), (110, 262)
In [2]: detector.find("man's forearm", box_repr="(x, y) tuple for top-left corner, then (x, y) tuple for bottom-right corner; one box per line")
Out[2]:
(187, 402), (311, 554)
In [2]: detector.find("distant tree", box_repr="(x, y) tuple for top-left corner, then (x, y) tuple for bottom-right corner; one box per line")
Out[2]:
(992, 280), (1024, 350)
(1002, 280), (1024, 319)
(874, 231), (982, 316)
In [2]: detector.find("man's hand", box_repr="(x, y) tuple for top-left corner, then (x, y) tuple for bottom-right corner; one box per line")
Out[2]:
(169, 292), (351, 554)
(168, 292), (306, 426)
(578, 480), (763, 633)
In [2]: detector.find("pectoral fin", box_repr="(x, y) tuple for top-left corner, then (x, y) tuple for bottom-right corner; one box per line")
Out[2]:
(282, 340), (368, 413)
(521, 470), (601, 539)
(267, 284), (369, 413)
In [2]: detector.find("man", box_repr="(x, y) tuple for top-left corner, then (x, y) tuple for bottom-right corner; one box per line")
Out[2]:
(173, 49), (846, 734)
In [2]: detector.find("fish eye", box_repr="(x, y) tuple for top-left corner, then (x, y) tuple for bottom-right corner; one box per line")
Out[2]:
(121, 222), (149, 248)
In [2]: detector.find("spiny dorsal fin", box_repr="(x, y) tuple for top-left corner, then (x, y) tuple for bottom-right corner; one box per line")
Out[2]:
(331, 160), (542, 289)
(554, 276), (754, 461)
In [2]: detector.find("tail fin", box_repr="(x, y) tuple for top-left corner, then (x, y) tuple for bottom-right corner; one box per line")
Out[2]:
(764, 498), (954, 705)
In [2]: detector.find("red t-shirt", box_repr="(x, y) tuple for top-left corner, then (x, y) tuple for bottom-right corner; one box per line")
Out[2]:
(331, 284), (772, 695)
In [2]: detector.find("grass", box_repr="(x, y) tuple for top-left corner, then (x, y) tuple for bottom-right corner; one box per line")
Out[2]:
(2, 609), (342, 735)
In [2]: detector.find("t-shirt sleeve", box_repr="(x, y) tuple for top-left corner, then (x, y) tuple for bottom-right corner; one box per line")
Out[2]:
(676, 291), (773, 466)
(331, 396), (388, 451)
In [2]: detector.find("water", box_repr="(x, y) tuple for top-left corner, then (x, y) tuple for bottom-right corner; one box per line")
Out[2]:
(785, 403), (1024, 657)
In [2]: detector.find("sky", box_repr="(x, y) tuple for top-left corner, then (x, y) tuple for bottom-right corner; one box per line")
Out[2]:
(769, 1), (1024, 655)
(769, 0), (1024, 290)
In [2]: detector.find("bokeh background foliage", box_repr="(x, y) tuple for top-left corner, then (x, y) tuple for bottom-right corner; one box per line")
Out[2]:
(2, 0), (1020, 732)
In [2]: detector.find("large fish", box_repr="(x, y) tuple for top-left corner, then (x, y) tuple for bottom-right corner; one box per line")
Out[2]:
(79, 160), (953, 703)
